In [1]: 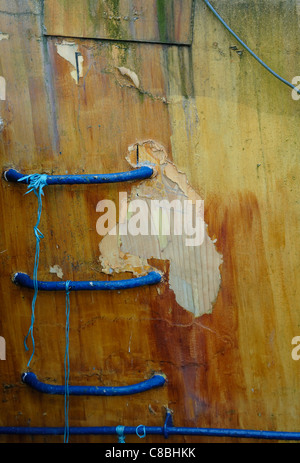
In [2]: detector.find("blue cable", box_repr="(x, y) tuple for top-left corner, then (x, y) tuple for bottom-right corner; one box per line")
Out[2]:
(203, 0), (300, 95)
(18, 174), (48, 367)
(64, 281), (71, 444)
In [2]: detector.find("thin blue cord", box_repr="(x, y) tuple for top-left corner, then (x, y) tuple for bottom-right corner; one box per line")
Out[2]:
(64, 281), (71, 444)
(18, 174), (48, 367)
(203, 0), (300, 95)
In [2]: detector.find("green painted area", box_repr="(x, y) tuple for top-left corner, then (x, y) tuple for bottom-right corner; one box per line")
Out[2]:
(87, 0), (105, 34)
(156, 0), (168, 43)
(87, 0), (125, 40)
(178, 47), (195, 99)
(156, 0), (177, 44)
(104, 0), (124, 40)
(106, 0), (120, 16)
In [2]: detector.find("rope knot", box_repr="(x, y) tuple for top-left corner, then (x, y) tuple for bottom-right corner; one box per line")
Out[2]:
(34, 227), (44, 242)
(136, 425), (146, 439)
(65, 280), (71, 294)
(116, 425), (126, 443)
(21, 174), (48, 367)
(18, 173), (48, 196)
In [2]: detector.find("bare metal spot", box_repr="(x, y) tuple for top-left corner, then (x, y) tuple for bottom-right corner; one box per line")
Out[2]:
(98, 141), (222, 318)
(49, 265), (64, 279)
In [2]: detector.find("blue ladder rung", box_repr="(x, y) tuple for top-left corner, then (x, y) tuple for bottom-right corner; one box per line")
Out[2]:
(4, 166), (153, 185)
(22, 372), (166, 396)
(13, 271), (162, 291)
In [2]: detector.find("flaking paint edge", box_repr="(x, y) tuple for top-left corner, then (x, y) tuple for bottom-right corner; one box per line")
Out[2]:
(55, 40), (84, 83)
(98, 141), (222, 318)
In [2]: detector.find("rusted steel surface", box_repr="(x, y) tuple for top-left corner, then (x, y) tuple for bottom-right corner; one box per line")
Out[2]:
(0, 0), (300, 443)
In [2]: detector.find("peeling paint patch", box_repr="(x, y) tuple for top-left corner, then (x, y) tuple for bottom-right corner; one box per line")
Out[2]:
(49, 265), (64, 279)
(0, 32), (9, 41)
(99, 141), (223, 318)
(0, 77), (6, 100)
(117, 66), (140, 88)
(55, 40), (83, 83)
(106, 60), (168, 104)
(99, 232), (150, 276)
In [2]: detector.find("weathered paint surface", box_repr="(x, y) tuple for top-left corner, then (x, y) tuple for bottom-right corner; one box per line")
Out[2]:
(99, 140), (222, 318)
(0, 0), (300, 444)
(44, 0), (194, 45)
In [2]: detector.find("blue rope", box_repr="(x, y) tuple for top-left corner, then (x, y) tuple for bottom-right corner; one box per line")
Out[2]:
(136, 425), (146, 439)
(116, 425), (126, 443)
(18, 174), (48, 367)
(64, 281), (71, 444)
(203, 0), (300, 95)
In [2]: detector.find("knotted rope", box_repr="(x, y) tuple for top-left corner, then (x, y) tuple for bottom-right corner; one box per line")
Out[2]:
(136, 425), (146, 440)
(116, 425), (126, 443)
(18, 174), (48, 367)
